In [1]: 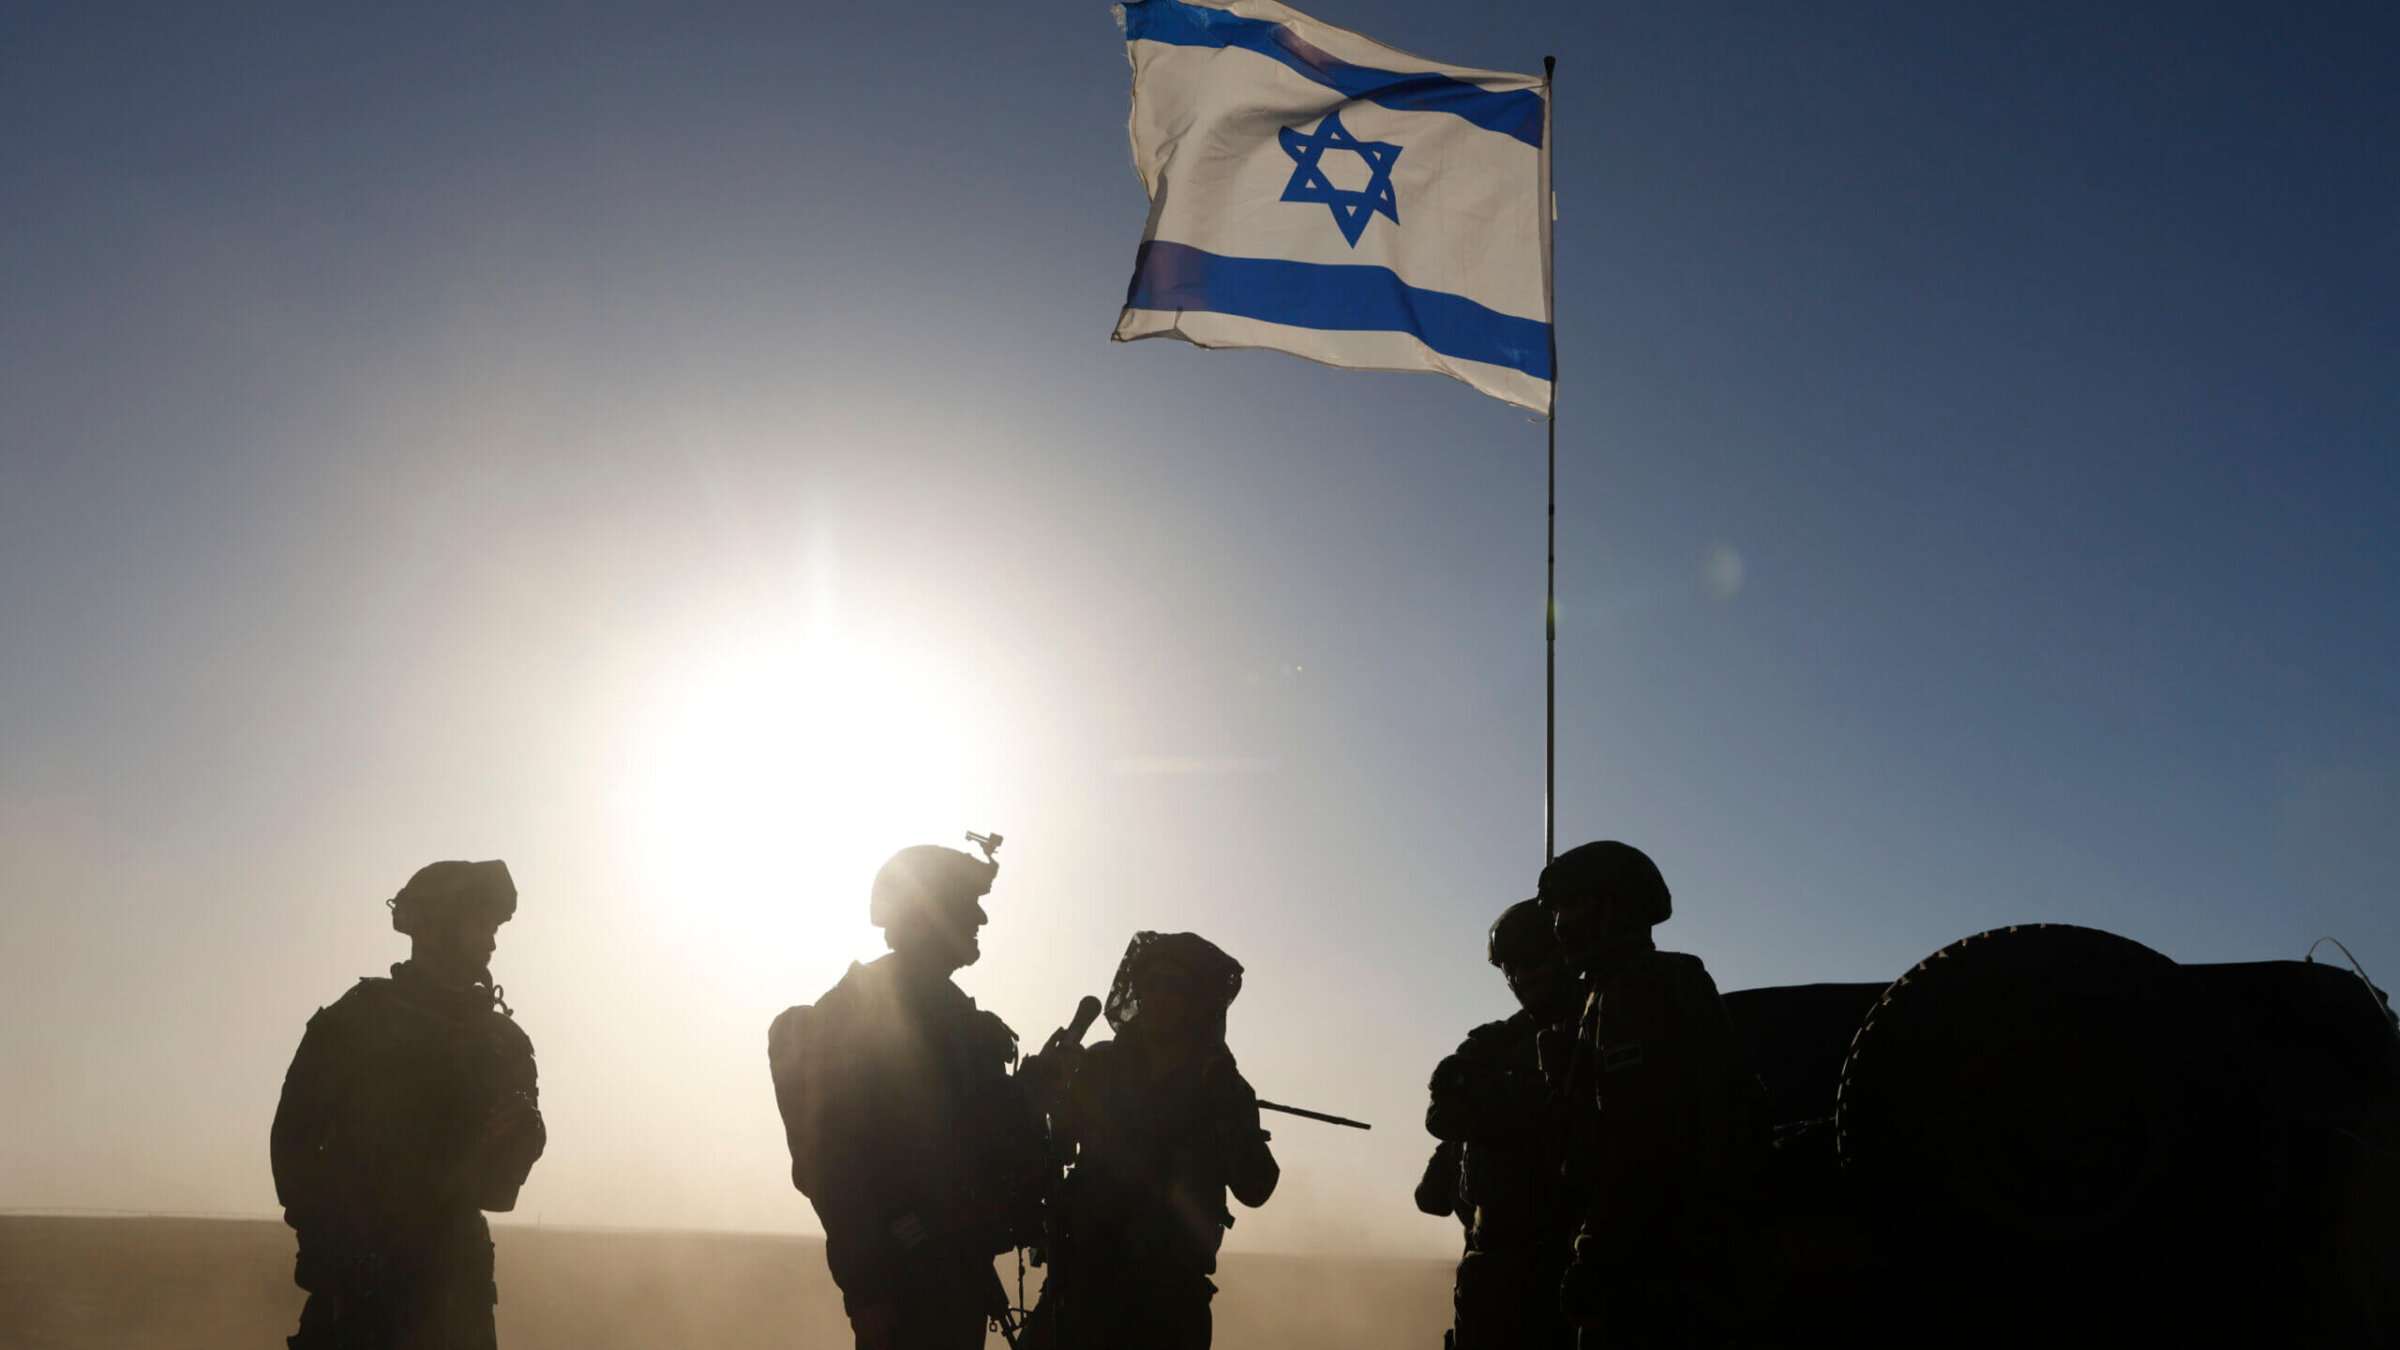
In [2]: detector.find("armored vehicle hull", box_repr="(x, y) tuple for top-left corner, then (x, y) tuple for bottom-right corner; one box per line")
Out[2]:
(1726, 925), (2400, 1347)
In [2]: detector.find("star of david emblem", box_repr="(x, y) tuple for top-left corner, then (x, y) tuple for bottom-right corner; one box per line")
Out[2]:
(1278, 111), (1400, 248)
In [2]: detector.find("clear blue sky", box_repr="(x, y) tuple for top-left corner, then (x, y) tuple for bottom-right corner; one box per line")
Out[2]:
(2, 0), (2394, 1251)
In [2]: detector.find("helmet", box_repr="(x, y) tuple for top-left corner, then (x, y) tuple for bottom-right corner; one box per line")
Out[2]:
(868, 845), (997, 929)
(1487, 897), (1558, 968)
(1536, 841), (1671, 927)
(1104, 931), (1243, 1035)
(389, 860), (517, 936)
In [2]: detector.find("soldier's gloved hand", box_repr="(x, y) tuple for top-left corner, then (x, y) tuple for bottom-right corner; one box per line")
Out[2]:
(1018, 1044), (1081, 1098)
(1557, 1237), (1610, 1329)
(1193, 1051), (1248, 1115)
(1215, 1119), (1271, 1166)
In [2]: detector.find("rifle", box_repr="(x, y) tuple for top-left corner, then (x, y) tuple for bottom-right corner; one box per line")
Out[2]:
(982, 1264), (1024, 1348)
(1043, 995), (1104, 1060)
(1020, 992), (1104, 1265)
(1256, 1098), (1372, 1130)
(1002, 994), (1107, 1343)
(1043, 991), (1372, 1132)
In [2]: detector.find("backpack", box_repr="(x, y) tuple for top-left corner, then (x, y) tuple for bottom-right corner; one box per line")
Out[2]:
(768, 997), (835, 1200)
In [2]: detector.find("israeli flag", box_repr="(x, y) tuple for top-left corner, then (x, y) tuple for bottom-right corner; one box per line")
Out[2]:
(1113, 0), (1553, 412)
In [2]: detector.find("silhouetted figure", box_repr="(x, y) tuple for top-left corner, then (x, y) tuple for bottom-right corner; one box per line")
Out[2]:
(1419, 898), (1584, 1350)
(769, 843), (1049, 1350)
(1538, 842), (1766, 1349)
(271, 860), (545, 1350)
(1034, 932), (1279, 1350)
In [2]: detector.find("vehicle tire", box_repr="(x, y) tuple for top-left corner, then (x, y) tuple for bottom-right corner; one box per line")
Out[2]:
(1835, 924), (2279, 1274)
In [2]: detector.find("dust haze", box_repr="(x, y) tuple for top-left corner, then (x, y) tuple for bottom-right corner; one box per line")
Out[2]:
(0, 1217), (1449, 1350)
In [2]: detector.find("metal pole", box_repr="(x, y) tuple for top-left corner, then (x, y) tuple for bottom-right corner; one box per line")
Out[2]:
(1546, 388), (1557, 867)
(1256, 1098), (1373, 1130)
(1543, 54), (1558, 867)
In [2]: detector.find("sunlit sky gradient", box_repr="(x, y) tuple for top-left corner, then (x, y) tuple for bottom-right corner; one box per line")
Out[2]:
(3, 2), (2394, 1255)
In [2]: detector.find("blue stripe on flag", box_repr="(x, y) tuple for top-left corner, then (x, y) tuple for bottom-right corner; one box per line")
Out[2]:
(1121, 0), (1545, 149)
(1123, 240), (1553, 381)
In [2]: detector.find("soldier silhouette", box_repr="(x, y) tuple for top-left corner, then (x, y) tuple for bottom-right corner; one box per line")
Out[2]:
(1419, 898), (1584, 1350)
(1033, 932), (1279, 1350)
(270, 860), (545, 1350)
(1539, 842), (1766, 1350)
(769, 841), (1056, 1350)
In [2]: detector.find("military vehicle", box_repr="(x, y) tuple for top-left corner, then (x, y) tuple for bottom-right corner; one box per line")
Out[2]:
(1724, 924), (2399, 1347)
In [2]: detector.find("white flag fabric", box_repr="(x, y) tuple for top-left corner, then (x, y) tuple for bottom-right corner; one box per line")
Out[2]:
(1112, 0), (1552, 412)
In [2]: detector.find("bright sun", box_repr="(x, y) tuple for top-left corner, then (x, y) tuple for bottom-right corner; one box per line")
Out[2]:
(623, 614), (1002, 970)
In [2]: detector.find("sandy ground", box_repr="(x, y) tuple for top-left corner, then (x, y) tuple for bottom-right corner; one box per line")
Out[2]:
(0, 1216), (1453, 1350)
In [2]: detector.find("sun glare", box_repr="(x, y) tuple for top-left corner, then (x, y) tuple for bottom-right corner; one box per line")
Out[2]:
(623, 616), (1002, 973)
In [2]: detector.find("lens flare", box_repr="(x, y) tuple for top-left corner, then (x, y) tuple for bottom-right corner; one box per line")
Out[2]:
(621, 619), (1000, 972)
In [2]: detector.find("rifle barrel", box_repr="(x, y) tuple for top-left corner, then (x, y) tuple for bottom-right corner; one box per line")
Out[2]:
(1256, 1098), (1371, 1130)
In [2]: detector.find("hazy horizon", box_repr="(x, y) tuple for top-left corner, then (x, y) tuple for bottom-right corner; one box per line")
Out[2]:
(3, 0), (2394, 1259)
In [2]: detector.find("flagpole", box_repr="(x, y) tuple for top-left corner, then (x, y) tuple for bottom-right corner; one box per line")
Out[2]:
(1543, 54), (1558, 868)
(1545, 381), (1557, 868)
